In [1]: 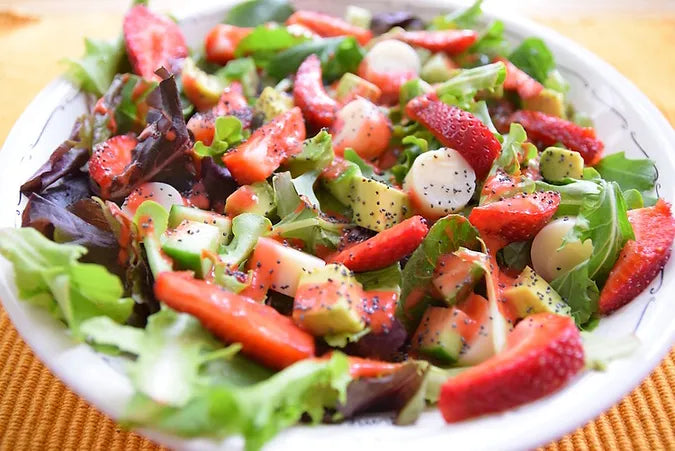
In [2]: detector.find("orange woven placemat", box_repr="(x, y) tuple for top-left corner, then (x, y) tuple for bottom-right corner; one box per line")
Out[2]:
(1, 9), (674, 451)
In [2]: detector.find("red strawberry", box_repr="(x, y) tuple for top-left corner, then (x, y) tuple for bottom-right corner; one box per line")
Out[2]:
(494, 57), (543, 99)
(89, 134), (138, 199)
(469, 191), (560, 244)
(286, 10), (372, 45)
(331, 216), (428, 272)
(222, 107), (306, 184)
(439, 313), (584, 422)
(204, 24), (252, 65)
(395, 29), (478, 54)
(123, 5), (188, 80)
(406, 94), (502, 179)
(293, 54), (339, 128)
(508, 110), (604, 165)
(187, 82), (252, 146)
(599, 200), (675, 314)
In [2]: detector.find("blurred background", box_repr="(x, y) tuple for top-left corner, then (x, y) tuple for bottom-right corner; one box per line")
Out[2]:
(1, 0), (673, 146)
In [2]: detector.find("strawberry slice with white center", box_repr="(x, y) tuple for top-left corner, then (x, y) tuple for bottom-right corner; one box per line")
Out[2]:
(123, 5), (188, 80)
(358, 39), (421, 103)
(439, 313), (584, 422)
(330, 96), (392, 160)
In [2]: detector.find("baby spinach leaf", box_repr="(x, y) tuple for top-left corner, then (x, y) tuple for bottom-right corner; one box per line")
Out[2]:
(225, 0), (294, 27)
(551, 259), (599, 325)
(266, 37), (364, 82)
(594, 151), (657, 192)
(565, 180), (634, 283)
(509, 37), (555, 83)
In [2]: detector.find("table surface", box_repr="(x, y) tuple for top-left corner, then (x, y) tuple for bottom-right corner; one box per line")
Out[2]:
(0, 5), (674, 450)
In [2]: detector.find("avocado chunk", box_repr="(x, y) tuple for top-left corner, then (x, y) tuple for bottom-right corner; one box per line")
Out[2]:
(255, 86), (293, 121)
(432, 249), (486, 306)
(539, 147), (585, 182)
(225, 181), (275, 217)
(421, 53), (458, 84)
(162, 220), (223, 278)
(182, 57), (225, 111)
(292, 264), (366, 336)
(349, 176), (411, 232)
(522, 87), (565, 118)
(320, 159), (363, 205)
(168, 205), (231, 242)
(503, 266), (571, 318)
(411, 306), (463, 364)
(335, 73), (380, 103)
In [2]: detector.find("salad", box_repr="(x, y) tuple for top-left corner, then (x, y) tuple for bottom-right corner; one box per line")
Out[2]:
(1, 0), (674, 449)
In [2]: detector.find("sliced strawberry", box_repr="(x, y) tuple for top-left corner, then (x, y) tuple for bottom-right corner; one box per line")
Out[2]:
(406, 93), (501, 180)
(468, 191), (560, 244)
(330, 96), (392, 160)
(123, 5), (188, 80)
(286, 10), (372, 45)
(508, 110), (604, 165)
(439, 313), (584, 422)
(599, 200), (675, 314)
(293, 54), (339, 128)
(331, 216), (428, 272)
(494, 57), (543, 99)
(187, 82), (252, 146)
(204, 24), (252, 65)
(89, 134), (138, 199)
(154, 271), (315, 369)
(395, 29), (477, 54)
(222, 107), (306, 184)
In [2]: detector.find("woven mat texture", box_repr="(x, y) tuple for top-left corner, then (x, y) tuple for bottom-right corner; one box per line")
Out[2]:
(0, 9), (674, 451)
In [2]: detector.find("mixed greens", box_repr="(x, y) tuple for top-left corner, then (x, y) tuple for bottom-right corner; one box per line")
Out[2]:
(2, 1), (673, 449)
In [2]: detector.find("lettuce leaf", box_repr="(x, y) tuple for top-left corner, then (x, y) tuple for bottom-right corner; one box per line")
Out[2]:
(99, 71), (191, 200)
(0, 228), (132, 337)
(225, 0), (294, 27)
(63, 37), (127, 96)
(193, 116), (245, 160)
(219, 213), (272, 267)
(594, 151), (657, 193)
(509, 37), (555, 83)
(491, 122), (527, 176)
(430, 0), (483, 30)
(397, 215), (481, 331)
(272, 172), (345, 254)
(285, 130), (334, 177)
(468, 20), (510, 59)
(125, 348), (350, 451)
(436, 62), (506, 110)
(215, 57), (260, 98)
(266, 37), (364, 82)
(21, 116), (92, 194)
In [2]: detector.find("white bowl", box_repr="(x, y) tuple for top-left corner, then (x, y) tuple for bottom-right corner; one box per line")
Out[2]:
(1, 1), (674, 450)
